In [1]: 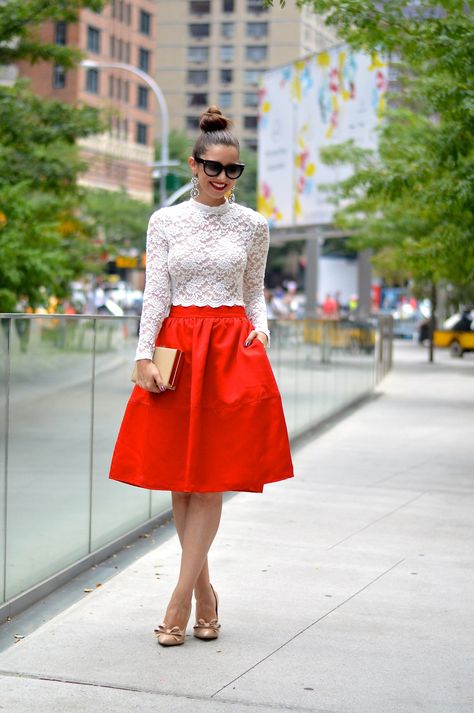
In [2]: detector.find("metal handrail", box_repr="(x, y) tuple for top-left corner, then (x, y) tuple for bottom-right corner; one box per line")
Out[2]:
(0, 313), (139, 320)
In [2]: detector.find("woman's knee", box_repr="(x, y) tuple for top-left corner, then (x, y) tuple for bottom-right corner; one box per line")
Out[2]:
(172, 491), (192, 501)
(191, 492), (222, 506)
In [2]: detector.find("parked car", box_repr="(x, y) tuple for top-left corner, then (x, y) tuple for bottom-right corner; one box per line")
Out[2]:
(104, 281), (142, 311)
(433, 310), (474, 357)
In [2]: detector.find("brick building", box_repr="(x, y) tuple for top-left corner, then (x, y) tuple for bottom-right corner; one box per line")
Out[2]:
(18, 0), (157, 203)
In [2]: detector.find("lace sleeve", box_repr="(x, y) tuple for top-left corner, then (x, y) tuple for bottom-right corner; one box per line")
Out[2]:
(135, 211), (171, 361)
(243, 214), (271, 346)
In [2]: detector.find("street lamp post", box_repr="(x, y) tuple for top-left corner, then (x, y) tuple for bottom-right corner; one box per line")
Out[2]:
(80, 59), (174, 207)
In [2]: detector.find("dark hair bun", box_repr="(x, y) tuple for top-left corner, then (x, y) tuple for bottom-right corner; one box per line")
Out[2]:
(199, 106), (231, 132)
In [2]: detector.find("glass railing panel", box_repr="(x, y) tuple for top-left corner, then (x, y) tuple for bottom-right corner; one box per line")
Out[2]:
(0, 311), (390, 610)
(283, 319), (299, 436)
(150, 491), (172, 517)
(90, 317), (153, 550)
(5, 316), (93, 601)
(293, 320), (313, 436)
(0, 318), (9, 604)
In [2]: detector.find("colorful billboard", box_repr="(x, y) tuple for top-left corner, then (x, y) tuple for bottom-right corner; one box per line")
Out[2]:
(257, 46), (388, 227)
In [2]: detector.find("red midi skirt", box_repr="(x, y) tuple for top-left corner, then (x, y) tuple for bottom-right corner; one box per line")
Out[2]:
(108, 305), (294, 493)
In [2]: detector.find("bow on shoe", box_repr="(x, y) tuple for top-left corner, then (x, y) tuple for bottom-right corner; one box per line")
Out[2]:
(154, 624), (186, 645)
(193, 618), (221, 631)
(155, 624), (183, 636)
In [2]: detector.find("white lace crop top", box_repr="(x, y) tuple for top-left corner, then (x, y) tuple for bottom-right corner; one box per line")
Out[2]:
(135, 198), (271, 361)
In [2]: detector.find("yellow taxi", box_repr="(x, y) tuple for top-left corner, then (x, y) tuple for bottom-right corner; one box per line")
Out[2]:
(434, 311), (474, 357)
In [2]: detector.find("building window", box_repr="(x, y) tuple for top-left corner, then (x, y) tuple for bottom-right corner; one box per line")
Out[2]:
(138, 47), (150, 72)
(85, 68), (99, 94)
(87, 26), (101, 54)
(246, 22), (268, 38)
(247, 0), (268, 13)
(137, 85), (149, 109)
(188, 46), (209, 62)
(245, 139), (258, 151)
(55, 22), (67, 46)
(108, 75), (115, 97)
(139, 9), (152, 35)
(118, 38), (123, 61)
(220, 45), (234, 62)
(118, 0), (124, 22)
(187, 92), (208, 107)
(126, 3), (132, 25)
(220, 68), (233, 84)
(221, 22), (235, 38)
(123, 118), (129, 139)
(244, 116), (258, 129)
(218, 92), (232, 109)
(136, 122), (148, 145)
(52, 65), (66, 89)
(222, 0), (234, 11)
(124, 80), (130, 102)
(109, 35), (115, 58)
(125, 41), (131, 64)
(187, 69), (208, 85)
(244, 69), (261, 85)
(245, 45), (267, 61)
(189, 24), (210, 39)
(186, 116), (200, 130)
(111, 0), (116, 18)
(190, 0), (210, 14)
(117, 77), (123, 100)
(244, 92), (258, 107)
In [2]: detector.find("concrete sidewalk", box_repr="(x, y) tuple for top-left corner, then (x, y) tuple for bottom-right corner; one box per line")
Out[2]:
(0, 341), (473, 713)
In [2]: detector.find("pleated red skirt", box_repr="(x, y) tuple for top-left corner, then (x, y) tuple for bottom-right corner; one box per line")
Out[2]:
(108, 305), (294, 493)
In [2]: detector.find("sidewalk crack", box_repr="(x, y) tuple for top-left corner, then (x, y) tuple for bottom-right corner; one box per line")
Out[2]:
(210, 558), (405, 698)
(326, 491), (426, 550)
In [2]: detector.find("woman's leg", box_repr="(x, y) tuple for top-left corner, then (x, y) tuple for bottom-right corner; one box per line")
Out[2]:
(171, 493), (212, 595)
(171, 492), (219, 623)
(163, 492), (223, 629)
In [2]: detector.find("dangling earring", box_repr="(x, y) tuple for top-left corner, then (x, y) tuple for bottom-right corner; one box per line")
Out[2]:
(191, 175), (199, 199)
(227, 186), (236, 204)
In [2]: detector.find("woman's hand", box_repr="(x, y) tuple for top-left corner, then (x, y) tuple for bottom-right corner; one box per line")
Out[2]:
(244, 330), (269, 349)
(135, 359), (167, 393)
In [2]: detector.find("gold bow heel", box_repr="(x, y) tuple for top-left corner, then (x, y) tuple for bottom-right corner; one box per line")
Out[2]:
(154, 623), (186, 646)
(193, 584), (221, 641)
(154, 603), (191, 646)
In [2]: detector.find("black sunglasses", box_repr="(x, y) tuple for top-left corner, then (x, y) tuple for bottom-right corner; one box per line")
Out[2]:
(194, 156), (245, 180)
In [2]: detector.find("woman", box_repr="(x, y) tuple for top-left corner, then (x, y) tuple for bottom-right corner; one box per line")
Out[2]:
(109, 106), (294, 647)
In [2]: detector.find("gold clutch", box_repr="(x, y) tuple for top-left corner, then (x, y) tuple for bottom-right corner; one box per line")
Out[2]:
(131, 346), (184, 390)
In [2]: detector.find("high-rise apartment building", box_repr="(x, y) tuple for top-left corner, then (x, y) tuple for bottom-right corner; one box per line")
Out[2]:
(155, 0), (338, 149)
(18, 0), (157, 202)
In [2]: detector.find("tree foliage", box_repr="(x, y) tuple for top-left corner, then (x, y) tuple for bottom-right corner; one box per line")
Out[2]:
(268, 0), (474, 302)
(0, 0), (107, 312)
(0, 0), (104, 67)
(83, 188), (152, 253)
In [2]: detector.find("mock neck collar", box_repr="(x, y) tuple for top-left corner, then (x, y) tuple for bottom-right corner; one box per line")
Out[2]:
(189, 198), (231, 215)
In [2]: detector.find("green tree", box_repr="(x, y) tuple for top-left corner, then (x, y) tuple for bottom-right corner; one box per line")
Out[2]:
(269, 0), (474, 359)
(0, 0), (103, 67)
(0, 0), (107, 311)
(83, 188), (152, 254)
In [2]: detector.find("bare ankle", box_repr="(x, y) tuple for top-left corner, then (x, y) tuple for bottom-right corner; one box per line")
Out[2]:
(194, 582), (212, 600)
